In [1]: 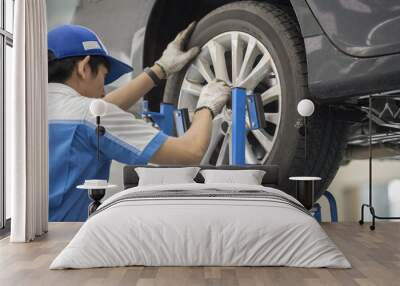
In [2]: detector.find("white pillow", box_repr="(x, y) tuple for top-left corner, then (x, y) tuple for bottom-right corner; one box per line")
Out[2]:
(136, 167), (200, 186)
(200, 169), (266, 185)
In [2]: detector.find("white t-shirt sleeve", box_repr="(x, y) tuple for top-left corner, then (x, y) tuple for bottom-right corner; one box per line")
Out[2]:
(85, 101), (168, 164)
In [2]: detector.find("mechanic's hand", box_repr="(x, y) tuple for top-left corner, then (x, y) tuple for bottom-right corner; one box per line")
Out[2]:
(155, 22), (200, 78)
(196, 80), (231, 118)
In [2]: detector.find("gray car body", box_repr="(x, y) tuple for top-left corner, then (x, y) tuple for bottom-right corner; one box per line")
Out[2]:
(47, 0), (400, 102)
(294, 0), (400, 101)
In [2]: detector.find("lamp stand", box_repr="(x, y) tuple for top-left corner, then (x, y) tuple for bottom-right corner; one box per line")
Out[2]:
(304, 116), (307, 169)
(96, 116), (106, 161)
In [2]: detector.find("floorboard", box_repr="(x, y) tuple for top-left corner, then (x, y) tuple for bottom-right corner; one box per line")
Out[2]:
(0, 222), (399, 286)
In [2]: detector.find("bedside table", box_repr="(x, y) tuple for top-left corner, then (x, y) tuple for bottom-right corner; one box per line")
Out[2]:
(289, 176), (321, 210)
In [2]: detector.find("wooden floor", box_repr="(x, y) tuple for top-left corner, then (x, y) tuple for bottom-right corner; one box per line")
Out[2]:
(0, 222), (399, 286)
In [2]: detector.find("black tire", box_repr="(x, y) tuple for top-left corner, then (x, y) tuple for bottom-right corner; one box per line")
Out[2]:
(164, 1), (349, 200)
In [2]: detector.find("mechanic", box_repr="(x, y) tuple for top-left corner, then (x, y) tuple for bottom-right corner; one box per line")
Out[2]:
(48, 23), (230, 222)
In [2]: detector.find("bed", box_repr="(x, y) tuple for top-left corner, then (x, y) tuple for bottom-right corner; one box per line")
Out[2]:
(50, 165), (350, 269)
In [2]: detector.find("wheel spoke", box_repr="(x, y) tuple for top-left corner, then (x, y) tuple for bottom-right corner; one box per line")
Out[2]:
(237, 37), (259, 83)
(228, 132), (233, 165)
(239, 54), (271, 90)
(231, 32), (244, 86)
(251, 129), (273, 153)
(207, 40), (230, 83)
(217, 131), (230, 165)
(201, 116), (225, 164)
(192, 58), (215, 83)
(181, 79), (203, 97)
(264, 112), (280, 125)
(180, 32), (283, 166)
(261, 84), (280, 105)
(245, 139), (258, 164)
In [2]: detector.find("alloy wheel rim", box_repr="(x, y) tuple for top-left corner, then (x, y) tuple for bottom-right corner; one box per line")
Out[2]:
(178, 31), (282, 165)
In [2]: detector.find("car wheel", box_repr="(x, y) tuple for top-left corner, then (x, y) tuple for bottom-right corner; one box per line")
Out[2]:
(163, 1), (349, 200)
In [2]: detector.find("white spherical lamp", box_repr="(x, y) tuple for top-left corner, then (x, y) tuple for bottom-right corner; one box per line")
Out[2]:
(297, 99), (315, 117)
(90, 99), (107, 117)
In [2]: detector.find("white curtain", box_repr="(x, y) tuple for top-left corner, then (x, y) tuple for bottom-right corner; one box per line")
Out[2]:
(7, 0), (48, 242)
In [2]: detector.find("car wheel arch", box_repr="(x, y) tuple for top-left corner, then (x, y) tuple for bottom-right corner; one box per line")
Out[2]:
(142, 0), (315, 110)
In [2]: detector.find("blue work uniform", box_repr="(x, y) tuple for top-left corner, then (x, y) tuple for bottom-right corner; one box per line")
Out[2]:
(48, 83), (168, 222)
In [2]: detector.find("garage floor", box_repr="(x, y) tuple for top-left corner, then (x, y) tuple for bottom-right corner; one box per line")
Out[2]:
(0, 222), (398, 286)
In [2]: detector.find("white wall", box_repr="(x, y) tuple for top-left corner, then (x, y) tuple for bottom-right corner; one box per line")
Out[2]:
(46, 0), (80, 30)
(319, 160), (400, 222)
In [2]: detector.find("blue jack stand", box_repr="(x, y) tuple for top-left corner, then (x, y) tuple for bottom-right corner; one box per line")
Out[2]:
(142, 87), (264, 157)
(312, 191), (338, 222)
(142, 101), (190, 136)
(142, 101), (176, 136)
(231, 88), (247, 165)
(312, 203), (322, 222)
(231, 87), (266, 165)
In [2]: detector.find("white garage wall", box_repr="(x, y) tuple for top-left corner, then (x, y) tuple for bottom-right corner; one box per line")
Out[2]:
(46, 0), (79, 30)
(320, 160), (400, 222)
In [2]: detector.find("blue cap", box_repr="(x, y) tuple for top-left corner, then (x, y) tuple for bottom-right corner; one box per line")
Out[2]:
(48, 25), (133, 85)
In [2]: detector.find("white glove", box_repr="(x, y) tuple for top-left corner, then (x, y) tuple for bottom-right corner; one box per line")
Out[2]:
(196, 80), (231, 118)
(155, 22), (200, 78)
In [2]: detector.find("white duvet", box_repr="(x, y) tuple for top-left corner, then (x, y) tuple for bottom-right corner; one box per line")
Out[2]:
(50, 183), (351, 269)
